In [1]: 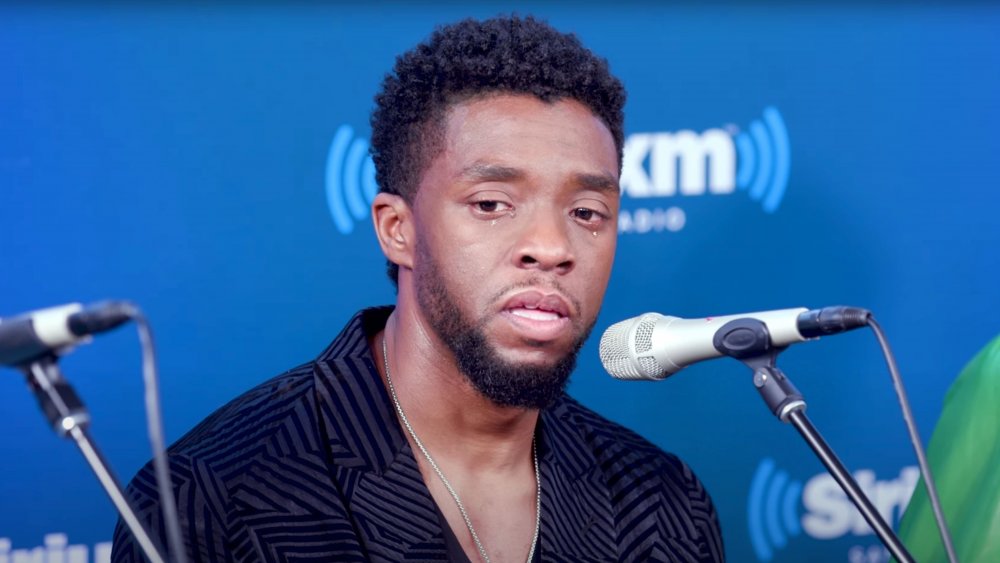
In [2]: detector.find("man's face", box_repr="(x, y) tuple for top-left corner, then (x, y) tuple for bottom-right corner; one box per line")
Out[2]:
(409, 94), (620, 409)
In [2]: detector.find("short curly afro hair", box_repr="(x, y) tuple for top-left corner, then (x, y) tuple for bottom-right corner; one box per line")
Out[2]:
(370, 15), (627, 286)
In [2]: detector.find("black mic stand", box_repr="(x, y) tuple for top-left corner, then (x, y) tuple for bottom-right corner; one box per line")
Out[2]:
(23, 356), (167, 563)
(714, 319), (914, 563)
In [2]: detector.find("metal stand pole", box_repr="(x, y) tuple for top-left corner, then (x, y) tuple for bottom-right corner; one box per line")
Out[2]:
(25, 359), (167, 563)
(785, 408), (912, 561)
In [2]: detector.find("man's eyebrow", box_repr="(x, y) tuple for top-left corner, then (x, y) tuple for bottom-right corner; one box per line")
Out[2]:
(457, 163), (620, 195)
(457, 163), (525, 183)
(574, 172), (621, 195)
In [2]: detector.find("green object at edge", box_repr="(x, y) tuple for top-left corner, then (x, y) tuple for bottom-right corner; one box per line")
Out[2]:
(896, 334), (1000, 562)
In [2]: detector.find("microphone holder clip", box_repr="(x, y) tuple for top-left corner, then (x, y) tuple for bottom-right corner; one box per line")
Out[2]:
(715, 318), (915, 563)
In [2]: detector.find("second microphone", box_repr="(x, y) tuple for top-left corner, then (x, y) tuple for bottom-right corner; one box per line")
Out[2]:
(599, 306), (871, 381)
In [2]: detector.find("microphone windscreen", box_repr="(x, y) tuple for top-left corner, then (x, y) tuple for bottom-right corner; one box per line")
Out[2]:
(599, 314), (667, 380)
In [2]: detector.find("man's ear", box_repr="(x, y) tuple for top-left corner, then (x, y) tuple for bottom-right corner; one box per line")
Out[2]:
(371, 192), (415, 270)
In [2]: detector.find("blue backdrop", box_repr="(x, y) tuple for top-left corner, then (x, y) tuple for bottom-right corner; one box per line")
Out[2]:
(3, 3), (998, 562)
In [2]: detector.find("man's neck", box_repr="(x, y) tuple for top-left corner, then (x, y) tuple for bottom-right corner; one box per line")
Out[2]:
(373, 307), (538, 474)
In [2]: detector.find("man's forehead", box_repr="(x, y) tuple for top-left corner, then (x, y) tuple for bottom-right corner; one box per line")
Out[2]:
(440, 94), (616, 161)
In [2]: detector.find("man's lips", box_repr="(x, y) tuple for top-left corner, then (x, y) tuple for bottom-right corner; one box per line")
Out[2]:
(508, 308), (563, 321)
(499, 290), (573, 341)
(501, 290), (572, 318)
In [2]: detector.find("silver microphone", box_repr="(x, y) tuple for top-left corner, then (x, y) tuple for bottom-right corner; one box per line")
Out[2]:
(599, 306), (870, 380)
(0, 301), (134, 367)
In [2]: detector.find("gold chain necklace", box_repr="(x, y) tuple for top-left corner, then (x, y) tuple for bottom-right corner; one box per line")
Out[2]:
(381, 336), (541, 563)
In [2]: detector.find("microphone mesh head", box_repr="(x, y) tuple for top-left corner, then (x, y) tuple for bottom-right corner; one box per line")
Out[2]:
(633, 316), (655, 354)
(599, 314), (667, 380)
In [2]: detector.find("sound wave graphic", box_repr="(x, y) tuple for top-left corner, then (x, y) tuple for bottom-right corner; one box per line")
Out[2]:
(734, 107), (790, 213)
(748, 457), (803, 562)
(325, 125), (378, 235)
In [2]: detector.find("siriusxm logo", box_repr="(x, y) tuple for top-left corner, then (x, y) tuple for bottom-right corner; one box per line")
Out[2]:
(619, 107), (790, 234)
(0, 534), (111, 563)
(325, 125), (378, 235)
(325, 107), (789, 236)
(747, 458), (919, 562)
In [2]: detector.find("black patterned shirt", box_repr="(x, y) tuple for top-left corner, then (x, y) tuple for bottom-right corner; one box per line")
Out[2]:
(112, 307), (724, 562)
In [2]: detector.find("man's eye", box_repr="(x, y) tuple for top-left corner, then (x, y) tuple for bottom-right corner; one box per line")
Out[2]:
(572, 207), (604, 223)
(473, 200), (510, 214)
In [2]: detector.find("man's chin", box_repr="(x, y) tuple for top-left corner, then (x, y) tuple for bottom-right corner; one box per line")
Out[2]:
(465, 366), (573, 410)
(454, 339), (581, 410)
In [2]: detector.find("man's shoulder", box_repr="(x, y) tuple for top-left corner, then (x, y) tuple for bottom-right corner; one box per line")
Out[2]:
(168, 362), (319, 461)
(168, 307), (391, 463)
(112, 306), (385, 562)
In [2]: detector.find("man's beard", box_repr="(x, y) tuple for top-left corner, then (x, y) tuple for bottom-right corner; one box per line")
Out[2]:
(414, 244), (594, 410)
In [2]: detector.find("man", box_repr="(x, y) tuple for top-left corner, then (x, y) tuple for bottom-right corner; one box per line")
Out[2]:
(113, 15), (724, 562)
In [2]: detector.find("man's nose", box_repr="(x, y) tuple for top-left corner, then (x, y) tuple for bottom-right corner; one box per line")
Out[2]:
(513, 212), (575, 275)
